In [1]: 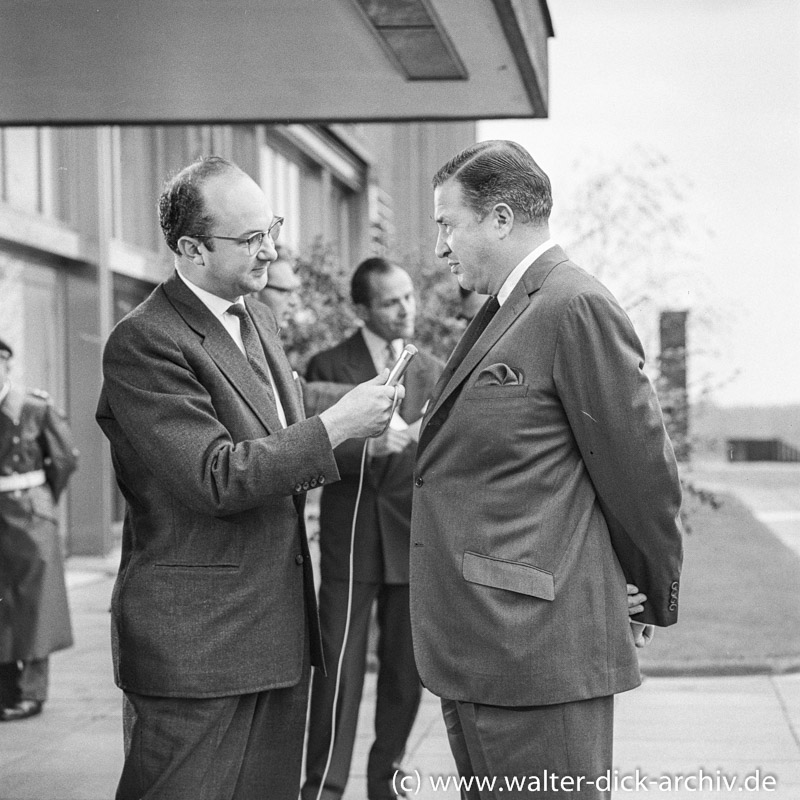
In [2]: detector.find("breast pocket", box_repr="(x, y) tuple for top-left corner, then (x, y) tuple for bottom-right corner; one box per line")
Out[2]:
(462, 385), (529, 400)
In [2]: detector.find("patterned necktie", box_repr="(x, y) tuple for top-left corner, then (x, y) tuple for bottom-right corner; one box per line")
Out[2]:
(384, 341), (397, 373)
(226, 304), (275, 393)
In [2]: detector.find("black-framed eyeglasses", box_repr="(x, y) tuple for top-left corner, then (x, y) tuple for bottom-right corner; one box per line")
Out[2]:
(192, 216), (284, 255)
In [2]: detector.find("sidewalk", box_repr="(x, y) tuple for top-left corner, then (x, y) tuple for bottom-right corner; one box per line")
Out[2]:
(0, 559), (798, 800)
(5, 459), (800, 800)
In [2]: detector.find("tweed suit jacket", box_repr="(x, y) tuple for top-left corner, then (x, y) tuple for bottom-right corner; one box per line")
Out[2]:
(410, 246), (683, 707)
(96, 271), (340, 699)
(307, 331), (443, 585)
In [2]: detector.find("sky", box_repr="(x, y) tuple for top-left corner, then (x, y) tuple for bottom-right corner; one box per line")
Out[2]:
(479, 0), (800, 407)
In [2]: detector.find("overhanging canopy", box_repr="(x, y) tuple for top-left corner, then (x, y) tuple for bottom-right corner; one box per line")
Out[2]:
(0, 0), (553, 125)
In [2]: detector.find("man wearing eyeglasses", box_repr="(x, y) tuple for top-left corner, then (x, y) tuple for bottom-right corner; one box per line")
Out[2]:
(257, 250), (302, 327)
(96, 156), (403, 800)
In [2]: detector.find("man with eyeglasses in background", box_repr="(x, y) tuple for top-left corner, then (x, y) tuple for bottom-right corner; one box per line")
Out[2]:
(257, 248), (302, 328)
(96, 156), (404, 800)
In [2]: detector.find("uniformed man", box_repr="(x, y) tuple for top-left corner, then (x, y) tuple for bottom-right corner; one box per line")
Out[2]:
(0, 337), (79, 721)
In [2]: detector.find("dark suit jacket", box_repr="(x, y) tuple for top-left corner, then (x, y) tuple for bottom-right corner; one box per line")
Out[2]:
(96, 272), (340, 699)
(410, 246), (683, 707)
(307, 331), (442, 584)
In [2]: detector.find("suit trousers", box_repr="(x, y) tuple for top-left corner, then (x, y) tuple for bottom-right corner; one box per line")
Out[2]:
(116, 642), (310, 800)
(303, 580), (421, 800)
(441, 694), (614, 800)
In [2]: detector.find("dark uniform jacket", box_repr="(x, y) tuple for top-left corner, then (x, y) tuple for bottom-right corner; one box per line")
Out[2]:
(0, 384), (79, 662)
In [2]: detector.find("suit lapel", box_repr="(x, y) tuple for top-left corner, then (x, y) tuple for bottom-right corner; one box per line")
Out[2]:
(346, 331), (380, 383)
(420, 246), (568, 441)
(162, 273), (283, 433)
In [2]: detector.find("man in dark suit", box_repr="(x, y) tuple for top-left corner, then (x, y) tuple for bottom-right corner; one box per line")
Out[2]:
(411, 140), (683, 798)
(96, 156), (403, 800)
(302, 258), (443, 800)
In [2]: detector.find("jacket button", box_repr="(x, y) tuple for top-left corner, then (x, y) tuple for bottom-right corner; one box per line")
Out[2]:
(295, 554), (304, 565)
(415, 476), (423, 487)
(668, 602), (677, 612)
(302, 481), (310, 491)
(318, 475), (325, 485)
(293, 483), (302, 493)
(671, 581), (679, 590)
(310, 478), (318, 488)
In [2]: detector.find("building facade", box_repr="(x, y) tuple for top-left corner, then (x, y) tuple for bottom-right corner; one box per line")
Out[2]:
(0, 120), (475, 555)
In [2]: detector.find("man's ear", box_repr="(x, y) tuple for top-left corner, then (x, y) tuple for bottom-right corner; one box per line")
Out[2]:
(177, 236), (205, 265)
(354, 303), (371, 324)
(491, 203), (514, 239)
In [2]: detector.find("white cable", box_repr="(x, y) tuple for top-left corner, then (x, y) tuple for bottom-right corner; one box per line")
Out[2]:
(314, 383), (401, 800)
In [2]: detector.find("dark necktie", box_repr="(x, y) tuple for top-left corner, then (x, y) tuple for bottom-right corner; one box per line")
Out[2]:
(417, 296), (500, 455)
(448, 295), (500, 373)
(227, 304), (275, 395)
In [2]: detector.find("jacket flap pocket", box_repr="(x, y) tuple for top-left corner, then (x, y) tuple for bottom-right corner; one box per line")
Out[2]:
(462, 551), (554, 600)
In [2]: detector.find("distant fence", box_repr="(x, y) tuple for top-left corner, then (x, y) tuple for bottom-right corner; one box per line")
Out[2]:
(727, 438), (800, 462)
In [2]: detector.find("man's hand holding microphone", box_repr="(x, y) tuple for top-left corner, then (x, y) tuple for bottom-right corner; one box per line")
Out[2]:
(318, 345), (416, 449)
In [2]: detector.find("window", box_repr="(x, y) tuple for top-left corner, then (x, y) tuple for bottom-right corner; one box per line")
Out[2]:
(260, 144), (300, 254)
(1, 127), (55, 216)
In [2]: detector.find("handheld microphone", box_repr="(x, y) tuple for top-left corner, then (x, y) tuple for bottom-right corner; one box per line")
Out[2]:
(385, 344), (418, 386)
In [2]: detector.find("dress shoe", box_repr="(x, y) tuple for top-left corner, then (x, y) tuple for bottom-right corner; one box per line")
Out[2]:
(368, 767), (411, 800)
(0, 699), (43, 721)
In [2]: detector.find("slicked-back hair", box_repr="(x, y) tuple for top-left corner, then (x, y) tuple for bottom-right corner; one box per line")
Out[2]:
(158, 155), (243, 254)
(351, 257), (397, 307)
(433, 140), (552, 225)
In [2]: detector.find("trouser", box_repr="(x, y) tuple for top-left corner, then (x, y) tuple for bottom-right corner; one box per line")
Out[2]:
(0, 657), (49, 705)
(441, 694), (615, 800)
(116, 641), (311, 800)
(303, 581), (421, 800)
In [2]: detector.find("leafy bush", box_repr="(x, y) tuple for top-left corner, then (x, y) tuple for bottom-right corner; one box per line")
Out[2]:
(279, 241), (468, 372)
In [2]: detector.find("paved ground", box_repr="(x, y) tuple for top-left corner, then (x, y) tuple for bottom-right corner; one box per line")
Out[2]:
(2, 460), (799, 799)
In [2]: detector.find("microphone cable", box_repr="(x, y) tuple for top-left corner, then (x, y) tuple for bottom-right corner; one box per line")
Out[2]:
(313, 381), (402, 800)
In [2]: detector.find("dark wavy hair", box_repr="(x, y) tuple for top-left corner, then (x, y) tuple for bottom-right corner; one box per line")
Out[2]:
(433, 140), (552, 224)
(157, 155), (242, 254)
(350, 256), (396, 307)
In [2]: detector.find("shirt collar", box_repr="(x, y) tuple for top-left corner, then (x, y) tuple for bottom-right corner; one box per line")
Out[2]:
(496, 239), (556, 307)
(360, 326), (403, 371)
(177, 269), (242, 319)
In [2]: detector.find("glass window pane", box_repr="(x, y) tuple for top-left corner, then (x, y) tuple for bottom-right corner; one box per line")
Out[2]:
(5, 127), (39, 213)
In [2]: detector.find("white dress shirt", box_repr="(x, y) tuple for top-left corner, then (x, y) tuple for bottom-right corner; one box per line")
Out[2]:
(360, 326), (404, 374)
(496, 239), (557, 307)
(177, 270), (287, 427)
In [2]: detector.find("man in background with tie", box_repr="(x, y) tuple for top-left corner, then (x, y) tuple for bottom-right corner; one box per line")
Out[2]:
(302, 257), (443, 800)
(257, 248), (302, 328)
(96, 156), (402, 800)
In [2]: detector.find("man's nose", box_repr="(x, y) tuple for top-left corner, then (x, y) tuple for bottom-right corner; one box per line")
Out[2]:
(257, 239), (278, 261)
(435, 232), (449, 259)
